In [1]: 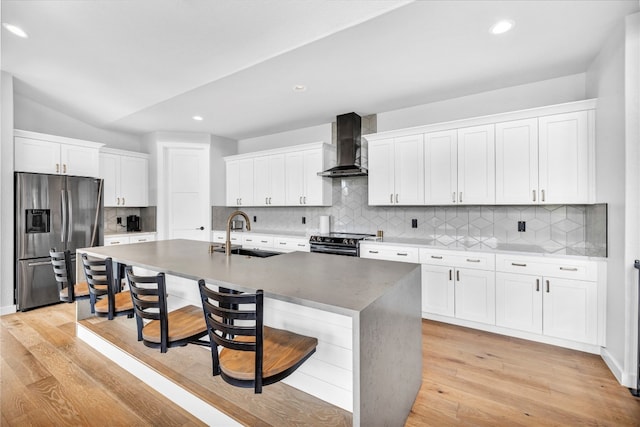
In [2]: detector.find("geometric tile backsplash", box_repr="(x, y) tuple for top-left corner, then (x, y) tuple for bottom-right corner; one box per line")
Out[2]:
(212, 177), (607, 257)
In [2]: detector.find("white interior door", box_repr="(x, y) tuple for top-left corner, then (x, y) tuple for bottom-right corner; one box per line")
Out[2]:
(165, 146), (210, 241)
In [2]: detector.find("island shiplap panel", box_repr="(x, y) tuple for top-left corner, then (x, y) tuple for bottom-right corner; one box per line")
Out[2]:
(264, 298), (354, 412)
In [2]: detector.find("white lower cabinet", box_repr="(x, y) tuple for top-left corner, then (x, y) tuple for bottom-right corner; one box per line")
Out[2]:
(419, 248), (496, 326)
(359, 243), (420, 263)
(212, 231), (310, 253)
(495, 254), (598, 345)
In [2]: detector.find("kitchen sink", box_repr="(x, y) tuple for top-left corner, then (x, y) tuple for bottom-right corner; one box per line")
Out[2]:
(214, 247), (281, 258)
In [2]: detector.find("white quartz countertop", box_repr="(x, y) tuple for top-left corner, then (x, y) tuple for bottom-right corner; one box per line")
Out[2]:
(80, 239), (419, 316)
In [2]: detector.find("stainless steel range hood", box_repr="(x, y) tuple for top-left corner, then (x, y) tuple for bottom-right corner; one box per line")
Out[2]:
(318, 112), (367, 177)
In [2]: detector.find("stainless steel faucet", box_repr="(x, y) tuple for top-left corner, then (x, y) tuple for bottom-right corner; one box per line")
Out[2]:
(225, 210), (251, 256)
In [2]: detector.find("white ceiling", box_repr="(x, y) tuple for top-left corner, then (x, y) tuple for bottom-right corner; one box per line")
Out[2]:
(1, 0), (638, 141)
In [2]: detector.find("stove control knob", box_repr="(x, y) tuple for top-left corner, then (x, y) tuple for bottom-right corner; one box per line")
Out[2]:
(349, 239), (355, 245)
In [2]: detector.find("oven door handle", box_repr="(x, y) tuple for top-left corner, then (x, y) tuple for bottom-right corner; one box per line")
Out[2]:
(310, 245), (357, 256)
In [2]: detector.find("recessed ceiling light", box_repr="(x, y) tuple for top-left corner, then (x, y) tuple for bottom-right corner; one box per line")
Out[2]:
(293, 84), (307, 92)
(2, 23), (28, 38)
(489, 19), (514, 35)
(192, 115), (203, 121)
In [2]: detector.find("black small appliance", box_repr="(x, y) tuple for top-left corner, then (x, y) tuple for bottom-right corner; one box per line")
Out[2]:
(127, 215), (141, 232)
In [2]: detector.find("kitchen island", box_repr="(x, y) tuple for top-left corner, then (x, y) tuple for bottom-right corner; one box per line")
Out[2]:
(77, 239), (422, 427)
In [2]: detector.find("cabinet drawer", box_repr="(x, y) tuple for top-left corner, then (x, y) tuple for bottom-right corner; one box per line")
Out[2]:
(420, 248), (495, 270)
(360, 243), (419, 263)
(242, 234), (274, 249)
(495, 254), (596, 281)
(274, 237), (310, 252)
(130, 234), (156, 243)
(104, 236), (129, 246)
(212, 231), (241, 244)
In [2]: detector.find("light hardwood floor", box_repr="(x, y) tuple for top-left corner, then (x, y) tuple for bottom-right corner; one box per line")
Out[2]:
(2, 302), (639, 426)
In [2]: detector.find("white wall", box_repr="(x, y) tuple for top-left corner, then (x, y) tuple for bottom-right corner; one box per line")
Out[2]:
(586, 12), (640, 388)
(238, 123), (331, 154)
(14, 93), (143, 151)
(377, 73), (587, 131)
(1, 72), (15, 314)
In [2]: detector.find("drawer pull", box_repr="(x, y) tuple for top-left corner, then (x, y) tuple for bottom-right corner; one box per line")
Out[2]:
(466, 258), (480, 263)
(397, 253), (408, 256)
(279, 242), (287, 245)
(369, 250), (379, 254)
(138, 239), (147, 242)
(559, 267), (578, 271)
(260, 240), (268, 243)
(511, 262), (527, 267)
(246, 239), (253, 242)
(297, 244), (305, 247)
(431, 255), (443, 259)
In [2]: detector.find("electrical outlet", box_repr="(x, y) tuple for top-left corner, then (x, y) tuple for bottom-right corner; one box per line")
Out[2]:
(411, 218), (418, 228)
(302, 216), (306, 224)
(518, 221), (526, 232)
(116, 217), (121, 224)
(253, 216), (257, 222)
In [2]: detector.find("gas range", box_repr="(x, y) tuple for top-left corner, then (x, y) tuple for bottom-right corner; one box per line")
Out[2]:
(309, 232), (375, 257)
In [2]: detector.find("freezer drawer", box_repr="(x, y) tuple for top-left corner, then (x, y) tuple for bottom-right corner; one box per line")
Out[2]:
(16, 257), (62, 311)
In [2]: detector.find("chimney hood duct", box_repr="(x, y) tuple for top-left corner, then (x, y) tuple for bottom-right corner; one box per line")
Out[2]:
(318, 112), (367, 177)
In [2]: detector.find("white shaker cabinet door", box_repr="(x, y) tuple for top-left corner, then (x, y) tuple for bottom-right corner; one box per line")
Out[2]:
(100, 153), (120, 206)
(495, 119), (539, 204)
(454, 268), (495, 325)
(301, 149), (324, 206)
(457, 125), (495, 205)
(253, 156), (270, 206)
(542, 277), (597, 344)
(368, 138), (396, 205)
(495, 272), (543, 334)
(421, 264), (455, 317)
(424, 130), (457, 204)
(538, 111), (589, 204)
(61, 143), (100, 177)
(119, 155), (148, 207)
(393, 134), (424, 205)
(285, 151), (304, 205)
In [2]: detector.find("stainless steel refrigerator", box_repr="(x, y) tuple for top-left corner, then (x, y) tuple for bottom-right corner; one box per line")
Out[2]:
(15, 172), (103, 311)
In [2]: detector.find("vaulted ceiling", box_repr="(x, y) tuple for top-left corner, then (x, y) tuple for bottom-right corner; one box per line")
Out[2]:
(2, 0), (638, 140)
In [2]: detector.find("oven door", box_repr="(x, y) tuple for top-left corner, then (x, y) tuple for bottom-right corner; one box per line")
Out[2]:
(310, 243), (358, 257)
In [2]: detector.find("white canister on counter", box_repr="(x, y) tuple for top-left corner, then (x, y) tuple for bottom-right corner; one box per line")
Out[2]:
(319, 215), (330, 234)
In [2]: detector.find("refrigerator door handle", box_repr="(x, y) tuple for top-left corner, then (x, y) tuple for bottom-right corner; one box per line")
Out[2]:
(61, 189), (67, 243)
(67, 190), (73, 243)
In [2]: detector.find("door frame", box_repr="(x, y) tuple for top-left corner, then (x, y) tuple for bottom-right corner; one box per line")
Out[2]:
(157, 141), (210, 241)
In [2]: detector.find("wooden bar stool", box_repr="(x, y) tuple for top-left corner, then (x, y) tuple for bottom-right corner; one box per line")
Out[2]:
(198, 280), (318, 393)
(81, 253), (133, 320)
(50, 248), (92, 304)
(125, 266), (207, 353)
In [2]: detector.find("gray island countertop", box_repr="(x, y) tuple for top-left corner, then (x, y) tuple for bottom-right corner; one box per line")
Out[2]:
(81, 238), (420, 316)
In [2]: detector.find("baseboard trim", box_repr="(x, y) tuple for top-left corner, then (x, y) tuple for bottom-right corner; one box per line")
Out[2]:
(601, 347), (637, 389)
(77, 323), (241, 427)
(0, 305), (17, 316)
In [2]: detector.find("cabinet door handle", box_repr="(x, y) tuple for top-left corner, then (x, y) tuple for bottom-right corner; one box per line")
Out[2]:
(117, 197), (120, 205)
(303, 196), (306, 204)
(459, 192), (463, 203)
(369, 250), (379, 254)
(452, 192), (456, 203)
(559, 267), (578, 271)
(396, 252), (408, 256)
(541, 189), (545, 202)
(449, 269), (452, 281)
(138, 239), (147, 242)
(390, 194), (394, 203)
(122, 197), (125, 205)
(431, 255), (443, 259)
(456, 270), (460, 281)
(546, 280), (550, 293)
(269, 197), (272, 204)
(56, 163), (60, 173)
(511, 262), (527, 267)
(466, 258), (480, 263)
(265, 197), (268, 204)
(300, 196), (303, 204)
(395, 194), (399, 204)
(63, 164), (67, 174)
(532, 190), (536, 202)
(536, 279), (540, 292)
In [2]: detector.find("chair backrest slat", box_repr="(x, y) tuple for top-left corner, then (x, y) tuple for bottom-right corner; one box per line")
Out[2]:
(50, 248), (74, 301)
(125, 266), (168, 342)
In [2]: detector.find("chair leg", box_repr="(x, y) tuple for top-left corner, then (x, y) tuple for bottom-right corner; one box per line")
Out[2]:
(135, 316), (143, 342)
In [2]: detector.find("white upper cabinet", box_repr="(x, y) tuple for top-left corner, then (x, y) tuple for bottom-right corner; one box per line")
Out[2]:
(424, 130), (457, 204)
(254, 154), (285, 206)
(14, 130), (103, 177)
(100, 149), (149, 207)
(368, 134), (424, 205)
(366, 99), (596, 206)
(538, 111), (591, 204)
(457, 124), (495, 205)
(495, 118), (539, 204)
(225, 142), (334, 207)
(226, 158), (254, 207)
(496, 110), (593, 204)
